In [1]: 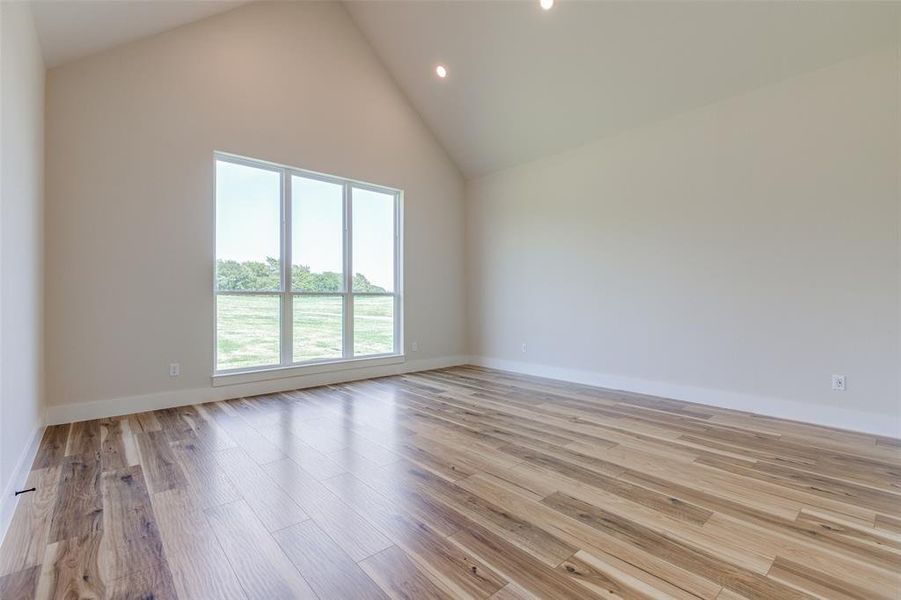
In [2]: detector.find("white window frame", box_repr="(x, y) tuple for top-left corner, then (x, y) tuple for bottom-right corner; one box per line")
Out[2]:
(213, 152), (404, 384)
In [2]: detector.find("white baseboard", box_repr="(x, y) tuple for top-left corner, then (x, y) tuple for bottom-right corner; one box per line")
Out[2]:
(42, 352), (900, 436)
(44, 355), (468, 425)
(0, 424), (44, 546)
(469, 356), (900, 439)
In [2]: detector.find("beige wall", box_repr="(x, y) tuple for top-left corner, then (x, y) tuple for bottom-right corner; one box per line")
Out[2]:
(466, 47), (901, 436)
(1, 2), (45, 529)
(40, 1), (901, 436)
(45, 2), (465, 418)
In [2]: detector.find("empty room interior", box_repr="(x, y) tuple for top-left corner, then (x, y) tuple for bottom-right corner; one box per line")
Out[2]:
(1, 0), (900, 598)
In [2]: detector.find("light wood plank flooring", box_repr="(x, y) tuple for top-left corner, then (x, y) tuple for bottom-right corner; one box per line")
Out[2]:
(1, 365), (899, 599)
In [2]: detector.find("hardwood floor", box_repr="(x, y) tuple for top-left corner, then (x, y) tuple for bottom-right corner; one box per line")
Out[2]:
(1, 365), (899, 599)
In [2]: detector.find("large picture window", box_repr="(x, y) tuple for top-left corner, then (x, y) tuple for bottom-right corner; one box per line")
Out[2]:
(215, 154), (401, 373)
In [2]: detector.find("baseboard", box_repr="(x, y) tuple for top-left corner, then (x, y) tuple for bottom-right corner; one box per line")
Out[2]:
(0, 424), (44, 546)
(44, 355), (468, 425)
(469, 356), (900, 438)
(42, 353), (899, 436)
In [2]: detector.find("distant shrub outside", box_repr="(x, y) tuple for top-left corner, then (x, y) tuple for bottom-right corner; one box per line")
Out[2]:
(216, 258), (387, 293)
(216, 259), (393, 370)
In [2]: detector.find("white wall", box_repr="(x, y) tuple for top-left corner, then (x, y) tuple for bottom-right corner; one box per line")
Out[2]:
(44, 2), (466, 421)
(466, 47), (901, 437)
(0, 2), (46, 535)
(37, 1), (901, 438)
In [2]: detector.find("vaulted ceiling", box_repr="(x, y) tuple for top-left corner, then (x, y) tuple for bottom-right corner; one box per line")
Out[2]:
(345, 1), (900, 177)
(31, 0), (248, 68)
(31, 1), (900, 178)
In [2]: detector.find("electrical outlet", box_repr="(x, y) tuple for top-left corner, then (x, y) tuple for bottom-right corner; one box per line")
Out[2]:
(411, 341), (418, 352)
(169, 363), (180, 377)
(831, 374), (846, 391)
(521, 343), (527, 354)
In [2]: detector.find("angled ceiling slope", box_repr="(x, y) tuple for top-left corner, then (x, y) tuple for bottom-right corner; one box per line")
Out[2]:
(31, 0), (250, 68)
(346, 1), (900, 178)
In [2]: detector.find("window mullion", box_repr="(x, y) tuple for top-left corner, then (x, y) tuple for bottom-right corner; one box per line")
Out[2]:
(343, 183), (354, 358)
(281, 170), (293, 365)
(394, 191), (402, 355)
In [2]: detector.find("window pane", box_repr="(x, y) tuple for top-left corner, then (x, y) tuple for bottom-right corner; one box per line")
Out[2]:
(216, 160), (281, 291)
(294, 295), (343, 362)
(354, 296), (394, 355)
(217, 294), (280, 369)
(292, 176), (343, 292)
(352, 188), (394, 293)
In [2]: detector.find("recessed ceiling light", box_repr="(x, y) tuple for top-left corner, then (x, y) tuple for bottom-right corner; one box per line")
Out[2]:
(540, 0), (554, 10)
(435, 65), (447, 79)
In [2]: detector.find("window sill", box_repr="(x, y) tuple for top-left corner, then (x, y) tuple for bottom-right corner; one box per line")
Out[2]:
(211, 354), (405, 387)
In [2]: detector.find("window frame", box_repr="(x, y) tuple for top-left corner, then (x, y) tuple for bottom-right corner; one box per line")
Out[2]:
(213, 152), (404, 381)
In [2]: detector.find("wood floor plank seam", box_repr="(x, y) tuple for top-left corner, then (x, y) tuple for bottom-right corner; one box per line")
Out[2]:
(1, 365), (898, 599)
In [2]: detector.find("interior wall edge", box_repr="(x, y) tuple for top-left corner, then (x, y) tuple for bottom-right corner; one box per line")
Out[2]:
(43, 354), (468, 426)
(470, 356), (901, 439)
(0, 424), (45, 547)
(1, 0), (46, 535)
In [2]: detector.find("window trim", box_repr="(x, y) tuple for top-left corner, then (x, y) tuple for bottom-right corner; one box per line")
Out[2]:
(213, 152), (404, 382)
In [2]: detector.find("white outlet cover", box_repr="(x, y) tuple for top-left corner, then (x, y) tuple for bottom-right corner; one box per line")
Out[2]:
(831, 374), (846, 391)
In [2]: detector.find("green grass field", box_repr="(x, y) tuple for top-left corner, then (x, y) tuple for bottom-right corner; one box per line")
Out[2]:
(216, 294), (394, 370)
